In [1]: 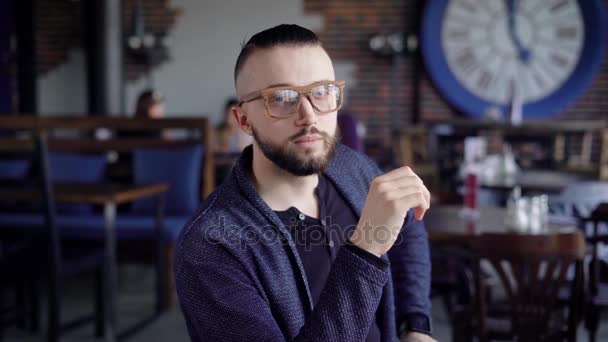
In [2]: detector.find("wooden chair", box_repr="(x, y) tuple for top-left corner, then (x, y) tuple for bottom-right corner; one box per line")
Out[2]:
(0, 129), (106, 342)
(583, 202), (608, 342)
(549, 181), (608, 219)
(430, 245), (477, 342)
(469, 232), (586, 341)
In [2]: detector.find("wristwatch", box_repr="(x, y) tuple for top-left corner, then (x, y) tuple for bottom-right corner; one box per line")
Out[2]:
(398, 314), (432, 336)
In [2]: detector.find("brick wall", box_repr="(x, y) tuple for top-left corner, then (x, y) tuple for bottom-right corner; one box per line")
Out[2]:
(122, 0), (181, 80)
(33, 0), (179, 80)
(35, 0), (81, 75)
(305, 0), (608, 149)
(305, 0), (422, 147)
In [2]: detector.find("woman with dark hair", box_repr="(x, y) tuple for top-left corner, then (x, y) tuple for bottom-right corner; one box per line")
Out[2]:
(134, 89), (165, 119)
(108, 89), (166, 185)
(118, 89), (166, 140)
(95, 89), (165, 141)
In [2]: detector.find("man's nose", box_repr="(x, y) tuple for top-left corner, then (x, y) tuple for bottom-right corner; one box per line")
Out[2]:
(294, 96), (318, 127)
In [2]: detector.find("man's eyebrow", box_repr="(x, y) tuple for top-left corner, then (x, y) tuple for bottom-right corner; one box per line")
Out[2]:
(266, 82), (291, 88)
(265, 80), (334, 88)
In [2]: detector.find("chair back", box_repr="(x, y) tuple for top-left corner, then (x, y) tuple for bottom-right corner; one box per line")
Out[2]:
(0, 126), (61, 276)
(549, 181), (608, 218)
(132, 144), (203, 215)
(470, 232), (586, 341)
(583, 203), (608, 298)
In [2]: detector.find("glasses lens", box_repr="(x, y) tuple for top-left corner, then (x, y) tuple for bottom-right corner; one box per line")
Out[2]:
(267, 89), (299, 117)
(310, 83), (342, 112)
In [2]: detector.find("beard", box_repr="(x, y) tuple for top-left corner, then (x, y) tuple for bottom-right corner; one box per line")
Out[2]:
(252, 125), (340, 176)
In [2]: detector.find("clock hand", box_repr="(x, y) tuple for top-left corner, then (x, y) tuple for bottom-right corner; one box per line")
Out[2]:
(506, 0), (531, 63)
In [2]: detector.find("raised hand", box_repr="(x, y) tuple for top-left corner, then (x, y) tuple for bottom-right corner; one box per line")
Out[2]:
(350, 166), (430, 257)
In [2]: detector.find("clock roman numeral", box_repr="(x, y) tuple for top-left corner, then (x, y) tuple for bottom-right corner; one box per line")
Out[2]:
(531, 0), (570, 16)
(455, 48), (478, 74)
(448, 29), (469, 41)
(550, 0), (570, 12)
(477, 70), (493, 90)
(557, 27), (578, 40)
(532, 69), (546, 89)
(551, 53), (569, 68)
(458, 0), (478, 14)
(525, 67), (548, 99)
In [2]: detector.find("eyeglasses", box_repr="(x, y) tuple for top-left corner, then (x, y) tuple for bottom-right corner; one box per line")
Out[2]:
(238, 80), (345, 119)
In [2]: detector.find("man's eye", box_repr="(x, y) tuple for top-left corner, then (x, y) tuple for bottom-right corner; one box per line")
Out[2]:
(271, 95), (285, 102)
(313, 86), (332, 97)
(271, 90), (297, 103)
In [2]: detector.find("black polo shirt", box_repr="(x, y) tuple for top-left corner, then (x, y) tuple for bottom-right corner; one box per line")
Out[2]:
(275, 174), (386, 342)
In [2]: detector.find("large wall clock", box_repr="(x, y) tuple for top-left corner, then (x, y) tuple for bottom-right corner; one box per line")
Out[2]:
(421, 0), (606, 119)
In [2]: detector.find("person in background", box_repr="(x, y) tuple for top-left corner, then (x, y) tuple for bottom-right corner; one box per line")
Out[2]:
(95, 89), (165, 141)
(135, 89), (165, 119)
(115, 89), (166, 141)
(106, 89), (166, 187)
(215, 97), (253, 153)
(214, 98), (254, 185)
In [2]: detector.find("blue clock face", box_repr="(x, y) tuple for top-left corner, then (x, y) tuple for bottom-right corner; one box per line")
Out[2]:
(421, 0), (606, 119)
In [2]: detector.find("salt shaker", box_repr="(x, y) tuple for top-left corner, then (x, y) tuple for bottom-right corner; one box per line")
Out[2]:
(513, 197), (530, 232)
(529, 196), (542, 234)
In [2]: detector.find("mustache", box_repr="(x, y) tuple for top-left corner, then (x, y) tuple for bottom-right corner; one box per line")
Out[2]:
(289, 127), (331, 141)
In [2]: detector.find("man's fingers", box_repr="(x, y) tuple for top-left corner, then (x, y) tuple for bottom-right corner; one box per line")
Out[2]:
(377, 179), (424, 193)
(383, 186), (424, 201)
(371, 166), (431, 221)
(377, 166), (416, 182)
(415, 206), (426, 221)
(375, 175), (425, 193)
(395, 191), (429, 220)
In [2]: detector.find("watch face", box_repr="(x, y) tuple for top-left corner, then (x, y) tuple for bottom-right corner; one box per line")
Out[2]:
(422, 0), (606, 119)
(442, 0), (584, 105)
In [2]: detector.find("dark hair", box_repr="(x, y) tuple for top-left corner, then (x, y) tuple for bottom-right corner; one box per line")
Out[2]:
(134, 89), (164, 118)
(224, 97), (238, 112)
(234, 24), (322, 83)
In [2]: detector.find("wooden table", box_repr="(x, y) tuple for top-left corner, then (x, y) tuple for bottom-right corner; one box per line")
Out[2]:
(424, 205), (577, 243)
(0, 181), (169, 342)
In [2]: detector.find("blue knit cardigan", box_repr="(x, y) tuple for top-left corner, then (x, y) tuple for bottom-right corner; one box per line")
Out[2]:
(174, 144), (431, 341)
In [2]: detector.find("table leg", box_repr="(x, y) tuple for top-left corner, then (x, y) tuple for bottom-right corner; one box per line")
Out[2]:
(155, 193), (167, 313)
(103, 202), (117, 342)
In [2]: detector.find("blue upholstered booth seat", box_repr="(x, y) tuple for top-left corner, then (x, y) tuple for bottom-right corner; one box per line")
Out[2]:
(48, 152), (107, 183)
(0, 159), (30, 178)
(0, 159), (31, 210)
(0, 144), (203, 243)
(49, 152), (107, 214)
(133, 144), (203, 216)
(0, 213), (189, 241)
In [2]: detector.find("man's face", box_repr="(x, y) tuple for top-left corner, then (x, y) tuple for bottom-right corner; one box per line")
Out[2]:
(235, 45), (339, 176)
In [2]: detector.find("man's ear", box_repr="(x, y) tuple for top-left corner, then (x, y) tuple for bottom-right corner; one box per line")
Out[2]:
(232, 105), (253, 136)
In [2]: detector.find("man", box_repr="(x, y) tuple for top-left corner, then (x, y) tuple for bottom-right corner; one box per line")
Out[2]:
(175, 24), (433, 342)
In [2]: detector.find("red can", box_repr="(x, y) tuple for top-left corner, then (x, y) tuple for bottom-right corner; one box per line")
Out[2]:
(465, 173), (477, 210)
